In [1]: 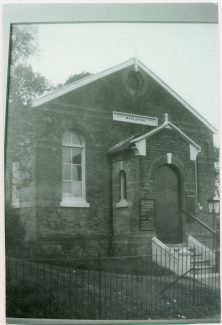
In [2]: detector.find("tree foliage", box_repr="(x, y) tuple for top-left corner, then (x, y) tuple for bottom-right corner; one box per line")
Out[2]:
(6, 26), (52, 253)
(9, 64), (50, 105)
(10, 25), (37, 67)
(7, 25), (50, 165)
(8, 25), (51, 105)
(64, 71), (91, 85)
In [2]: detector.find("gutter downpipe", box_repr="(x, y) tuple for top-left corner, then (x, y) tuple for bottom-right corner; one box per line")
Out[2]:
(195, 156), (199, 202)
(107, 154), (114, 256)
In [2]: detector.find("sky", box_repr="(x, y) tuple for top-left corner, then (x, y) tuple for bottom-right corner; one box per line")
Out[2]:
(29, 23), (219, 133)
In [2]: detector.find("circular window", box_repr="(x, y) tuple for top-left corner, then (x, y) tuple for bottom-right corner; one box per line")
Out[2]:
(122, 69), (147, 96)
(127, 71), (142, 90)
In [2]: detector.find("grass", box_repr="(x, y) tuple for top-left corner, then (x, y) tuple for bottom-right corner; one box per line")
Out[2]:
(32, 254), (173, 276)
(6, 258), (220, 320)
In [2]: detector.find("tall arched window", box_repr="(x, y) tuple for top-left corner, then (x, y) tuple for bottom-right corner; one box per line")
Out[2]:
(119, 170), (127, 201)
(61, 131), (89, 207)
(116, 170), (128, 208)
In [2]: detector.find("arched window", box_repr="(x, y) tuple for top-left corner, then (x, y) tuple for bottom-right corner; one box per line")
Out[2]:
(61, 131), (89, 207)
(119, 170), (127, 201)
(116, 170), (128, 208)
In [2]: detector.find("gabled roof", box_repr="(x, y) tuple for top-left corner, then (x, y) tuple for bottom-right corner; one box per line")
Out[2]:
(131, 114), (201, 150)
(32, 58), (136, 108)
(108, 135), (135, 155)
(109, 115), (201, 155)
(32, 57), (216, 133)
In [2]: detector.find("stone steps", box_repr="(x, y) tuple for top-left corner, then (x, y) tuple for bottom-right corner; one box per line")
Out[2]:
(168, 242), (216, 278)
(152, 236), (218, 288)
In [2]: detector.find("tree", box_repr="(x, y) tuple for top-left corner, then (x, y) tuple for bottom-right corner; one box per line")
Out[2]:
(7, 25), (51, 174)
(10, 25), (37, 67)
(9, 64), (50, 106)
(8, 25), (51, 105)
(64, 71), (91, 85)
(5, 25), (51, 253)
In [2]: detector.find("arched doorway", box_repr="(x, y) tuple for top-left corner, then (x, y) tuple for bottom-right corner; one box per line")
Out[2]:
(155, 164), (183, 244)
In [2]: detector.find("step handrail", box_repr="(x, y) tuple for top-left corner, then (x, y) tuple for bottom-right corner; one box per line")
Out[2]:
(182, 209), (216, 235)
(160, 267), (194, 294)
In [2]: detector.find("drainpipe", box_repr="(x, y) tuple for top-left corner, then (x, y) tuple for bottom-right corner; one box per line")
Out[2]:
(195, 154), (202, 210)
(195, 157), (199, 202)
(107, 155), (114, 256)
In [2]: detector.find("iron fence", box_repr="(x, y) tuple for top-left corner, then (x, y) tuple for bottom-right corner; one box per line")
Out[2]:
(6, 247), (220, 320)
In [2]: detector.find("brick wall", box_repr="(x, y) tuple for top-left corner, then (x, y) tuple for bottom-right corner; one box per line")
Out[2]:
(110, 124), (215, 255)
(6, 64), (216, 256)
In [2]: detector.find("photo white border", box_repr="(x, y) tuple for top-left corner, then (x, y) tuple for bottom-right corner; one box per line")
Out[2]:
(1, 1), (220, 325)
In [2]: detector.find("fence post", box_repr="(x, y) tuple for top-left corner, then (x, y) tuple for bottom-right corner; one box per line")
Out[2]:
(98, 251), (101, 320)
(192, 247), (196, 305)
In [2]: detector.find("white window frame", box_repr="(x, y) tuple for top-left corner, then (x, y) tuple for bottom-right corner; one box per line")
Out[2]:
(60, 131), (90, 208)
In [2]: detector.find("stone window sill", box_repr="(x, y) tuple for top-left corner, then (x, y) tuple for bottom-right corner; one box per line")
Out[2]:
(116, 200), (129, 208)
(60, 200), (90, 208)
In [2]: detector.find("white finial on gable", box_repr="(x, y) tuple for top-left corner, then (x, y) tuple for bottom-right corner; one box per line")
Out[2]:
(164, 113), (169, 122)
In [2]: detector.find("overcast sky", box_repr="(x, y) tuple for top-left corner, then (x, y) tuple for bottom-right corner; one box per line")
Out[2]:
(29, 23), (219, 132)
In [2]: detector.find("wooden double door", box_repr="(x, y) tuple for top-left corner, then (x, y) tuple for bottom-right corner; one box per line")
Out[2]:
(155, 164), (183, 244)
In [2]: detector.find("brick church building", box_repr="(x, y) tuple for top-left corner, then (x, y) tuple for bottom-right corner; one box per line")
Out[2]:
(6, 58), (217, 257)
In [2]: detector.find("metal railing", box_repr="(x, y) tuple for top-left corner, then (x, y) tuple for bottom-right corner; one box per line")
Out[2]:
(182, 209), (217, 250)
(182, 209), (220, 273)
(182, 209), (216, 235)
(6, 249), (220, 320)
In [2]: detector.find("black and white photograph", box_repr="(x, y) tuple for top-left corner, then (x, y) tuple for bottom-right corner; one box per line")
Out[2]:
(3, 2), (221, 323)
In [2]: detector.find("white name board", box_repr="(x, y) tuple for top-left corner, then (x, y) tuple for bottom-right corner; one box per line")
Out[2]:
(113, 111), (158, 126)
